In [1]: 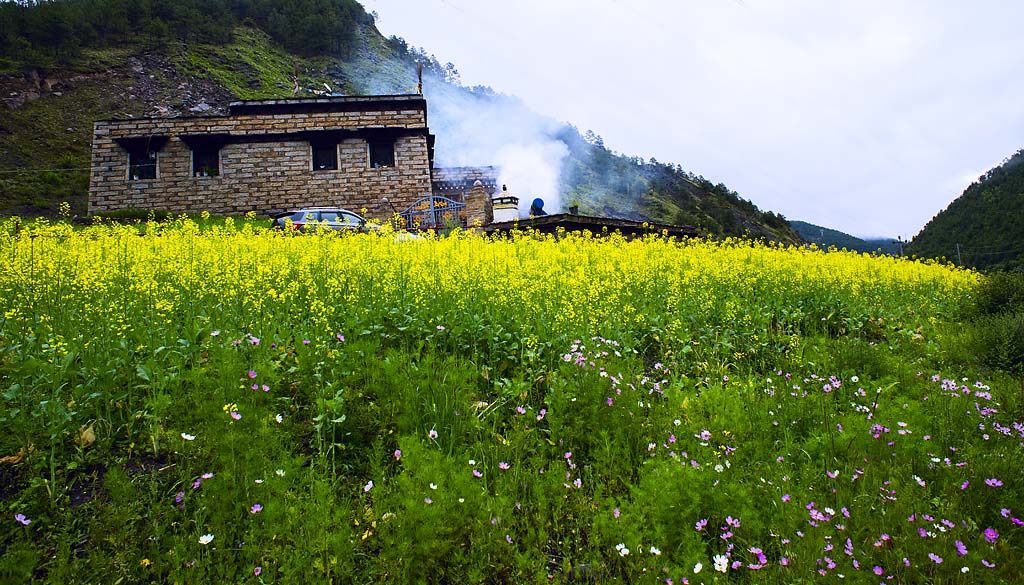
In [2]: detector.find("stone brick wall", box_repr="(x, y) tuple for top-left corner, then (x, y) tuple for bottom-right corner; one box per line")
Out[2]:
(89, 96), (434, 218)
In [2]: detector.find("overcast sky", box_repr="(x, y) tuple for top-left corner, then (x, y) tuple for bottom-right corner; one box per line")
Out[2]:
(361, 0), (1024, 238)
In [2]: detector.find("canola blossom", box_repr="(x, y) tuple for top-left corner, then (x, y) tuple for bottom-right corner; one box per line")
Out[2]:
(2, 216), (1019, 584)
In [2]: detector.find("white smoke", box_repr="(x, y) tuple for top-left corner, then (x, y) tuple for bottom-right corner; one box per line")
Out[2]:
(495, 141), (568, 215)
(423, 80), (569, 215)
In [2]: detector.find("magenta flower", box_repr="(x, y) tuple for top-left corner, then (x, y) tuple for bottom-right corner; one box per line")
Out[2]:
(984, 528), (999, 543)
(14, 513), (30, 526)
(928, 553), (943, 564)
(336, 334), (345, 342)
(985, 478), (1003, 487)
(955, 540), (968, 556)
(230, 411), (242, 420)
(247, 370), (257, 379)
(249, 504), (262, 514)
(254, 566), (262, 576)
(498, 461), (510, 470)
(201, 472), (214, 479)
(472, 469), (483, 478)
(613, 508), (620, 519)
(537, 408), (546, 421)
(428, 429), (438, 441)
(564, 452), (572, 459)
(394, 449), (402, 461)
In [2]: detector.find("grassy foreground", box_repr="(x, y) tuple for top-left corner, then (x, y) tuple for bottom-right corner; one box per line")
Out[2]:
(0, 216), (1020, 583)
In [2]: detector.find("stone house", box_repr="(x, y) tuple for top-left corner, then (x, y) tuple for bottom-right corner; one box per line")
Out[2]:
(88, 95), (438, 217)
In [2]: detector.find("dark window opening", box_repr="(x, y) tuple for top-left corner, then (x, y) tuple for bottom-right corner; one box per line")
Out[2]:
(192, 146), (220, 177)
(312, 143), (338, 171)
(128, 149), (157, 180)
(368, 140), (395, 168)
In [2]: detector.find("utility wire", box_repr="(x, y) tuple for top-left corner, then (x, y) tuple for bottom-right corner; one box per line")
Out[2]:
(0, 167), (91, 174)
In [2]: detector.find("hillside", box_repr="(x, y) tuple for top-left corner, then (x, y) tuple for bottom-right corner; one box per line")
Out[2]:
(790, 220), (900, 255)
(907, 148), (1024, 271)
(0, 0), (799, 242)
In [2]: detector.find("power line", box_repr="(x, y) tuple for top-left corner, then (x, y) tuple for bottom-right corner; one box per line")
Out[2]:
(0, 167), (91, 174)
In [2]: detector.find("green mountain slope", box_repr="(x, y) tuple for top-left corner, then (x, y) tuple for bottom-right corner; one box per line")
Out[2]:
(0, 0), (798, 242)
(790, 220), (900, 255)
(907, 149), (1024, 271)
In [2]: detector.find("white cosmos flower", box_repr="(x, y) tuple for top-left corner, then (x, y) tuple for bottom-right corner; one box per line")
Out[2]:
(198, 534), (214, 545)
(714, 554), (729, 572)
(181, 432), (196, 441)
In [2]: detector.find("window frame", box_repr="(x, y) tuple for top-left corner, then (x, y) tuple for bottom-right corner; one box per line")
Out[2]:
(128, 148), (158, 181)
(311, 142), (338, 171)
(368, 139), (395, 168)
(192, 146), (221, 177)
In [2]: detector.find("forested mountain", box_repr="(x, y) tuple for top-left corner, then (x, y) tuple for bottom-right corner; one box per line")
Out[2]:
(907, 149), (1024, 271)
(0, 0), (799, 242)
(789, 221), (900, 255)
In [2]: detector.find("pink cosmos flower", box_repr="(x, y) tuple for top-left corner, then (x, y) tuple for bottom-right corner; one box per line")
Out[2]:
(984, 528), (999, 543)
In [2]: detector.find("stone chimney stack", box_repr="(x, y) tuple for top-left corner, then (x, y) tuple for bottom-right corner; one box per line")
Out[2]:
(465, 180), (493, 228)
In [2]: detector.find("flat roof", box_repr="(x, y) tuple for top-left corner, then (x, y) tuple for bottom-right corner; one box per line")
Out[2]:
(229, 94), (427, 116)
(485, 213), (698, 239)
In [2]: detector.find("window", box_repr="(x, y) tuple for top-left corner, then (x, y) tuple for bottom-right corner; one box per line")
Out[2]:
(128, 149), (157, 180)
(311, 143), (338, 171)
(115, 136), (166, 181)
(192, 146), (220, 177)
(319, 210), (363, 228)
(368, 140), (395, 168)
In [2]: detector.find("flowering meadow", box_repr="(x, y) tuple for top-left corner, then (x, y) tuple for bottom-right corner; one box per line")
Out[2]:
(0, 215), (1020, 583)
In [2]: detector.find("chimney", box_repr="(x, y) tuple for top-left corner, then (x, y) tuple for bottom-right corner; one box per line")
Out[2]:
(465, 180), (493, 228)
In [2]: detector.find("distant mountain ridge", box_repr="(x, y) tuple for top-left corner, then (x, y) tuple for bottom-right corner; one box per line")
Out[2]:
(907, 149), (1024, 271)
(789, 221), (900, 255)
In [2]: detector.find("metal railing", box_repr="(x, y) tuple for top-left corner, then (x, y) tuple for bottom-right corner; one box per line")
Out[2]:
(400, 196), (466, 229)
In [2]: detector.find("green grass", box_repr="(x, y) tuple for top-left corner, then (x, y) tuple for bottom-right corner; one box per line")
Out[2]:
(0, 219), (1019, 583)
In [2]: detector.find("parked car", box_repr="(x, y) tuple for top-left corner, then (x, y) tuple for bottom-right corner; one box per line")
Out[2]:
(271, 207), (373, 232)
